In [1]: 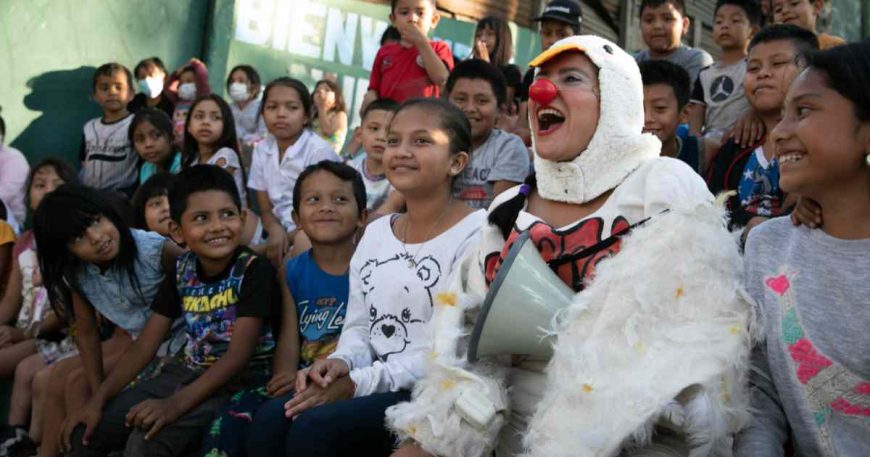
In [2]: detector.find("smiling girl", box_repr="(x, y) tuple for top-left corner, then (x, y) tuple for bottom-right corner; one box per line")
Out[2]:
(278, 98), (485, 457)
(735, 40), (870, 457)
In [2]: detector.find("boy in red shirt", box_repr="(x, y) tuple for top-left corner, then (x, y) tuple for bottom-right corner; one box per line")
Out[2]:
(362, 0), (453, 108)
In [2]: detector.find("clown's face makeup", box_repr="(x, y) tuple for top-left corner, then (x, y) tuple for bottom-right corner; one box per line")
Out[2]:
(530, 51), (600, 163)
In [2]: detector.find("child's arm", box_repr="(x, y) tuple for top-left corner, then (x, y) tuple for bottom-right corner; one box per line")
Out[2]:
(255, 191), (290, 266)
(371, 191), (405, 219)
(267, 264), (300, 397)
(396, 22), (449, 86)
(127, 316), (264, 439)
(359, 90), (379, 119)
(687, 103), (705, 137)
(160, 240), (185, 272)
(341, 128), (363, 160)
(188, 58), (212, 97)
(316, 110), (348, 137)
(687, 77), (706, 136)
(64, 313), (173, 446)
(0, 253), (23, 327)
(71, 291), (106, 394)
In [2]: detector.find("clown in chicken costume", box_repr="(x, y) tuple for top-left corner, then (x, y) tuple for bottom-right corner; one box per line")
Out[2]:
(386, 36), (754, 457)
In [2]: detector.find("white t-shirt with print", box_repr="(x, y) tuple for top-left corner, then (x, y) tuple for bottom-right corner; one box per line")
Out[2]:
(248, 129), (340, 231)
(329, 209), (486, 397)
(192, 147), (247, 205)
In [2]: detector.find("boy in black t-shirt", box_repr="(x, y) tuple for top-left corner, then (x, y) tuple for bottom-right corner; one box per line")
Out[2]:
(63, 165), (276, 457)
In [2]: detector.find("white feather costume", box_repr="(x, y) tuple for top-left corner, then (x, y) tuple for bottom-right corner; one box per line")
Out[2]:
(386, 36), (753, 457)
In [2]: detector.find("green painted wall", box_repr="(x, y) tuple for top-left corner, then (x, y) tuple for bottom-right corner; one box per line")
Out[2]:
(209, 0), (540, 128)
(1, 0), (210, 165)
(1, 0), (541, 165)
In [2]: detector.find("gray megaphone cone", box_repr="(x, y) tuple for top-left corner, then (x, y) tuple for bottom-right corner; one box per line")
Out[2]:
(468, 230), (575, 362)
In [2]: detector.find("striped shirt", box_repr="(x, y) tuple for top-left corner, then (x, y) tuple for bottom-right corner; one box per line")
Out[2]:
(79, 114), (138, 193)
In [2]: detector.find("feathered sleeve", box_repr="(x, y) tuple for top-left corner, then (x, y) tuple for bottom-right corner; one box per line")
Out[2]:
(386, 224), (511, 457)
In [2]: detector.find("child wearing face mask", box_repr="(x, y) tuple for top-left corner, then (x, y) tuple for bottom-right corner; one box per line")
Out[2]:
(226, 64), (267, 148)
(169, 59), (211, 148)
(128, 57), (175, 119)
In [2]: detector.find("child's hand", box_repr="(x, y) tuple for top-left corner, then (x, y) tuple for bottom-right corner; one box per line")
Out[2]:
(296, 358), (349, 393)
(791, 197), (822, 229)
(727, 110), (765, 148)
(395, 20), (428, 47)
(60, 403), (103, 451)
(267, 370), (297, 397)
(0, 325), (26, 347)
(266, 229), (290, 266)
(284, 375), (354, 419)
(125, 398), (183, 440)
(32, 267), (43, 287)
(474, 39), (491, 62)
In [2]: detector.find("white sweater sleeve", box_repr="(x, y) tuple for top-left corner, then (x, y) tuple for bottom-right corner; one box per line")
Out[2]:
(327, 241), (374, 371)
(386, 226), (511, 457)
(348, 350), (426, 396)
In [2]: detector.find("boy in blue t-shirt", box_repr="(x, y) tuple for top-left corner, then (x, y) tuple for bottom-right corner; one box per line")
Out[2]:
(639, 60), (704, 175)
(247, 160), (367, 456)
(64, 165), (276, 456)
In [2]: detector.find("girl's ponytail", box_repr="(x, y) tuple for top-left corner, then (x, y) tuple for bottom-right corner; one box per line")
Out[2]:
(488, 174), (535, 240)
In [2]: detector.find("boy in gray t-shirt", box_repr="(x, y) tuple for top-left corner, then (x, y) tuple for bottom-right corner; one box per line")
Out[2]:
(446, 60), (530, 210)
(634, 0), (713, 84)
(687, 0), (762, 136)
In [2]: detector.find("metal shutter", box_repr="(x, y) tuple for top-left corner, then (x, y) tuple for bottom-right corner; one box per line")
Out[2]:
(581, 0), (620, 43)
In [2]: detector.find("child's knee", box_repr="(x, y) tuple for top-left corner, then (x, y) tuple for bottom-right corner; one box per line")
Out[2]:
(13, 354), (42, 384)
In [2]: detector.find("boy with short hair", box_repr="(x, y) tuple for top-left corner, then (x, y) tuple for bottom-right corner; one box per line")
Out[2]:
(706, 24), (819, 233)
(635, 0), (714, 84)
(640, 60), (704, 175)
(771, 0), (845, 49)
(362, 0), (453, 108)
(349, 98), (400, 214)
(80, 63), (137, 196)
(245, 160), (369, 456)
(446, 59), (530, 209)
(687, 0), (761, 137)
(66, 165), (276, 457)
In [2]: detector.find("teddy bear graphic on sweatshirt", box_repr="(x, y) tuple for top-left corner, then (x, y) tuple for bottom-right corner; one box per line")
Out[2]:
(360, 253), (441, 361)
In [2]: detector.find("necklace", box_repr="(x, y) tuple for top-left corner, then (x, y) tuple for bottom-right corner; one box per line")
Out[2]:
(400, 199), (452, 269)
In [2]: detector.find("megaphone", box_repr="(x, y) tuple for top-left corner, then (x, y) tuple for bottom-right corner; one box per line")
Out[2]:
(468, 230), (574, 362)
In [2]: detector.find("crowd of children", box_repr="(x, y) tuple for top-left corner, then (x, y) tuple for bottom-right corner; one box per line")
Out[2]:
(0, 0), (865, 456)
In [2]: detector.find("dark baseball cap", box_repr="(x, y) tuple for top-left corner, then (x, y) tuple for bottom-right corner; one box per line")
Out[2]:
(533, 0), (583, 28)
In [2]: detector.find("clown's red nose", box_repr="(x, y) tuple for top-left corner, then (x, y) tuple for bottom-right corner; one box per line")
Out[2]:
(529, 79), (557, 105)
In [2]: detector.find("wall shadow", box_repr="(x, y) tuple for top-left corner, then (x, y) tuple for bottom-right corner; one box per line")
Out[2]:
(9, 66), (102, 166)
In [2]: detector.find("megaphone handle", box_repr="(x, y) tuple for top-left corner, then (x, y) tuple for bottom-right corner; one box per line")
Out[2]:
(454, 386), (498, 430)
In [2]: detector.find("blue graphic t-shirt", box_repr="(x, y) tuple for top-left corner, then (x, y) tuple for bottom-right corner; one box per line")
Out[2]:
(738, 147), (783, 218)
(284, 250), (349, 368)
(152, 247), (276, 375)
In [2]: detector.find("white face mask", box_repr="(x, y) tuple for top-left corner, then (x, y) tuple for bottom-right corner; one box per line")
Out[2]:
(178, 82), (197, 101)
(138, 76), (164, 99)
(228, 82), (250, 102)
